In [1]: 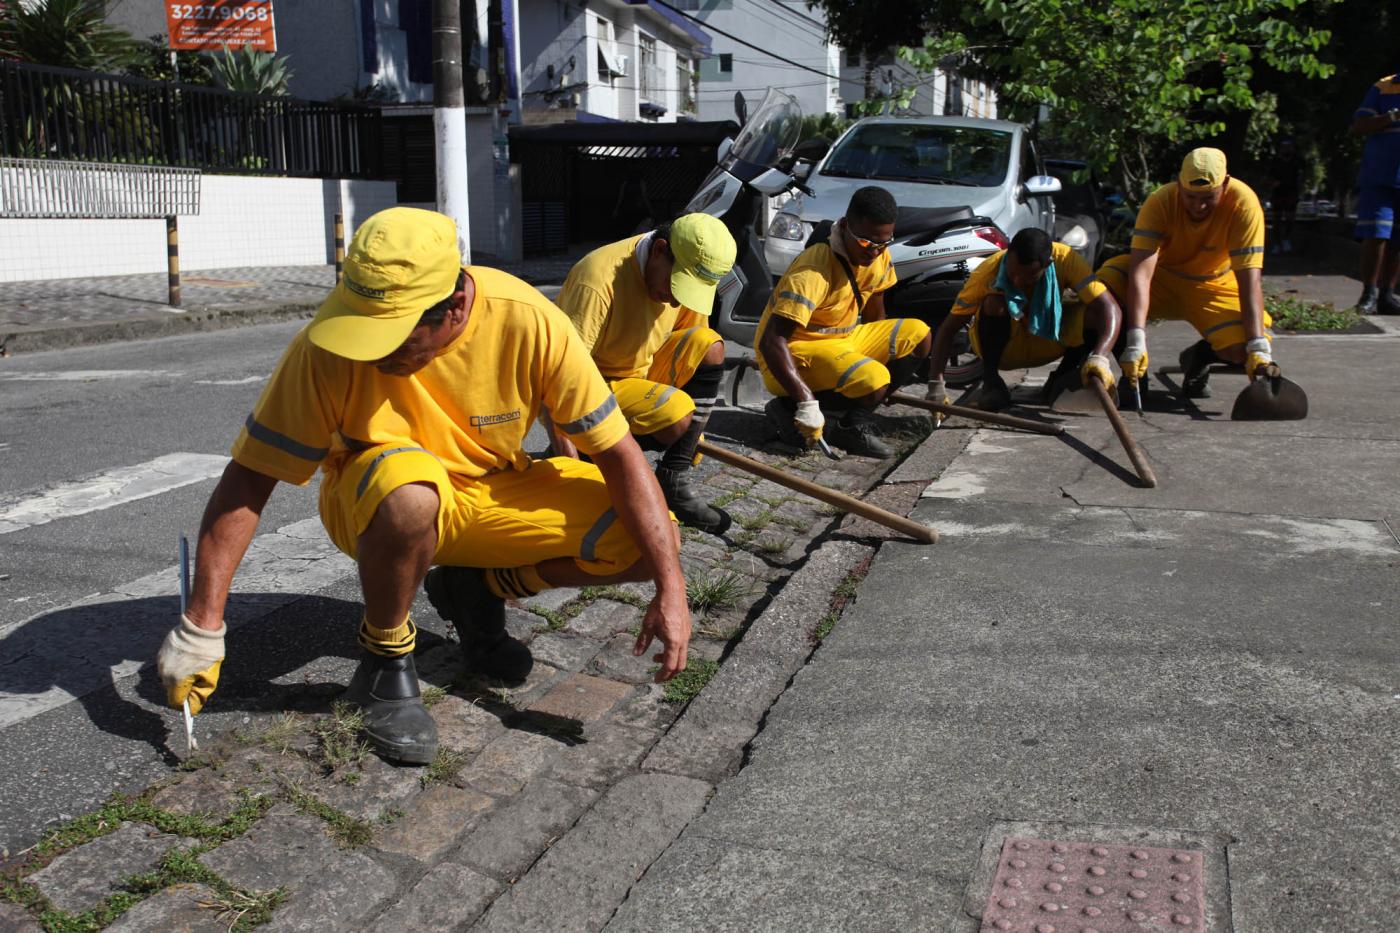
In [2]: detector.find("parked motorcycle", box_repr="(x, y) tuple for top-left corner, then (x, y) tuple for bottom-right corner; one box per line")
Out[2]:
(684, 88), (1007, 391)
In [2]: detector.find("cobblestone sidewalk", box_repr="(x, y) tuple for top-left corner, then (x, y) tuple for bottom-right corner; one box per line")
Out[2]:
(0, 404), (961, 932)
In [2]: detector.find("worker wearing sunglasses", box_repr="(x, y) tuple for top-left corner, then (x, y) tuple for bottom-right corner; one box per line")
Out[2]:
(755, 186), (933, 458)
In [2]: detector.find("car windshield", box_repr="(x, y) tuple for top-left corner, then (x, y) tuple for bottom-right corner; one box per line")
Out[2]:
(822, 123), (1013, 187)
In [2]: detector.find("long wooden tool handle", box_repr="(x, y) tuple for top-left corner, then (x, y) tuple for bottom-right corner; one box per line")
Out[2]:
(697, 441), (937, 544)
(888, 391), (1064, 436)
(1088, 378), (1158, 488)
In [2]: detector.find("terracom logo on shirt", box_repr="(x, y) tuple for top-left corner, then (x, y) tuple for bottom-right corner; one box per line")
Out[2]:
(470, 409), (522, 428)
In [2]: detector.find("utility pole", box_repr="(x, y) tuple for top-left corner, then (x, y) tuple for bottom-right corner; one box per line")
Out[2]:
(434, 0), (471, 263)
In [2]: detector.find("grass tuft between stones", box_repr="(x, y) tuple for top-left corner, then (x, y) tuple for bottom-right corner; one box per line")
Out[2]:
(662, 658), (720, 704)
(278, 780), (375, 849)
(312, 703), (371, 773)
(686, 569), (751, 615)
(421, 747), (473, 788)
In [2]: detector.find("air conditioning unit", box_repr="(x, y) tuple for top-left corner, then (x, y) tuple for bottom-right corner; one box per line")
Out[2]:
(613, 54), (630, 77)
(599, 45), (628, 78)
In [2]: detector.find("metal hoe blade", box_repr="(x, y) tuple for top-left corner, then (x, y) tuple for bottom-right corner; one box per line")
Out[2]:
(178, 535), (198, 752)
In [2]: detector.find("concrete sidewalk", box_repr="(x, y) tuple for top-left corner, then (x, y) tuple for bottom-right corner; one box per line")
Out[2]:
(0, 254), (583, 355)
(612, 320), (1400, 930)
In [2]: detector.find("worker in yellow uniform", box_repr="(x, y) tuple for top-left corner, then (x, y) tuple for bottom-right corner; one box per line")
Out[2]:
(1098, 148), (1275, 400)
(926, 227), (1122, 412)
(755, 186), (932, 458)
(552, 213), (737, 534)
(155, 208), (689, 766)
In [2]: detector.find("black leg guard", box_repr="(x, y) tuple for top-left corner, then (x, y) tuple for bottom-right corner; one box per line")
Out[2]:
(1179, 339), (1219, 399)
(885, 354), (922, 393)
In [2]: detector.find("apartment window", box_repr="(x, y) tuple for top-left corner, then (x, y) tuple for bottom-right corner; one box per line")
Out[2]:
(639, 34), (657, 101)
(718, 53), (733, 74)
(597, 16), (627, 85)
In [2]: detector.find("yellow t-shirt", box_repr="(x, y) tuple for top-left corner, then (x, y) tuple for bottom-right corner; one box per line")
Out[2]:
(557, 234), (698, 380)
(1129, 180), (1265, 280)
(231, 266), (628, 484)
(951, 242), (1106, 316)
(754, 235), (896, 349)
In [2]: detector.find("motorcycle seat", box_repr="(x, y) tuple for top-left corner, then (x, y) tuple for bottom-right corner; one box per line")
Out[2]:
(894, 206), (975, 238)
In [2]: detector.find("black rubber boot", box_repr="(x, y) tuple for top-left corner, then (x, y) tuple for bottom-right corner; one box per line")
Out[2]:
(968, 374), (1012, 412)
(823, 407), (893, 458)
(656, 465), (729, 534)
(1041, 343), (1093, 406)
(1356, 284), (1380, 314)
(424, 567), (533, 684)
(343, 652), (438, 765)
(1178, 339), (1217, 399)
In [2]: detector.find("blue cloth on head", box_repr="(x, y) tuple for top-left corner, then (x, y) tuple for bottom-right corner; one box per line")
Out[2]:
(994, 255), (1062, 341)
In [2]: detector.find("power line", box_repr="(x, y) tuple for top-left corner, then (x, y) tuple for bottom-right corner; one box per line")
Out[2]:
(750, 0), (829, 33)
(649, 0), (864, 88)
(735, 0), (829, 44)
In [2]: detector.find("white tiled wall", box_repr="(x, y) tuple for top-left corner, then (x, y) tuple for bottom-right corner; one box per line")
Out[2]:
(0, 175), (398, 282)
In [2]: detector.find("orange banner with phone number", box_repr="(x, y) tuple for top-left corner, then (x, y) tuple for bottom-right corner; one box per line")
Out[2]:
(165, 1), (276, 52)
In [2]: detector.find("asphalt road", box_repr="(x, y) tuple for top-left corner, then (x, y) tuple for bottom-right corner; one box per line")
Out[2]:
(0, 322), (549, 853)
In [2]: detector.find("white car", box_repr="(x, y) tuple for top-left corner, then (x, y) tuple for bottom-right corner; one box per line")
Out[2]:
(764, 115), (1057, 276)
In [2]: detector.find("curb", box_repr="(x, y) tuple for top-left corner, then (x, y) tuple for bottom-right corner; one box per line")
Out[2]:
(0, 301), (320, 356)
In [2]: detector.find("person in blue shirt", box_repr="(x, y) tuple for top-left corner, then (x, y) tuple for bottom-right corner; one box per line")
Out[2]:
(1350, 73), (1400, 314)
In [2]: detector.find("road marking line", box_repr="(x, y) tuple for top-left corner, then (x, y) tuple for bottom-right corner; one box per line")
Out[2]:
(0, 453), (228, 535)
(0, 370), (182, 381)
(0, 517), (354, 729)
(194, 376), (265, 386)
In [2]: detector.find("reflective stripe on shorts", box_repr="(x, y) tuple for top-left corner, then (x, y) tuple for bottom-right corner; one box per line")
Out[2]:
(888, 318), (904, 359)
(836, 357), (875, 388)
(355, 446), (430, 500)
(580, 508), (617, 561)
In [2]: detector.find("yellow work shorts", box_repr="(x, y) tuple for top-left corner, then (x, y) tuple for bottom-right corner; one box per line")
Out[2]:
(761, 317), (931, 399)
(966, 301), (1088, 371)
(1096, 255), (1272, 352)
(318, 445), (642, 576)
(609, 325), (721, 436)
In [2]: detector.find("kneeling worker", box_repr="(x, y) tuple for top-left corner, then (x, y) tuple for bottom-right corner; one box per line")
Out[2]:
(926, 227), (1122, 411)
(156, 207), (690, 766)
(1098, 147), (1274, 399)
(756, 186), (932, 457)
(552, 213), (736, 533)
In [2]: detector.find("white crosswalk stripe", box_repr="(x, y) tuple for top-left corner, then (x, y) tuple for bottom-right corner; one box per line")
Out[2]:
(0, 453), (229, 535)
(0, 370), (182, 381)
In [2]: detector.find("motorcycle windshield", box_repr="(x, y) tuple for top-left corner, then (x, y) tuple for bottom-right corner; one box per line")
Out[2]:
(728, 88), (803, 170)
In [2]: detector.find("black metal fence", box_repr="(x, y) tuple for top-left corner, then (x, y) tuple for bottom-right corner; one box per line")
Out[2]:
(0, 60), (383, 178)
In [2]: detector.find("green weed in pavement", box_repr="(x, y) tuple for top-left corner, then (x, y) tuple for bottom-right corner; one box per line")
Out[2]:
(421, 747), (472, 788)
(279, 781), (374, 849)
(757, 534), (795, 555)
(686, 569), (751, 614)
(313, 703), (371, 772)
(733, 509), (774, 532)
(662, 658), (719, 704)
(420, 686), (447, 709)
(814, 611), (840, 641)
(1266, 294), (1360, 331)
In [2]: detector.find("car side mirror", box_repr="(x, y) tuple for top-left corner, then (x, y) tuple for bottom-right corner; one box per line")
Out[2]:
(793, 161), (814, 181)
(1023, 175), (1062, 199)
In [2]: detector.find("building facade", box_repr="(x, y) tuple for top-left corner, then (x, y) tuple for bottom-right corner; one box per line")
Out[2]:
(839, 50), (998, 119)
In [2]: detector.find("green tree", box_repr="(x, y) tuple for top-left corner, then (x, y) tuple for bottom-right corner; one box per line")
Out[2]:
(813, 0), (1337, 203)
(125, 35), (217, 87)
(0, 0), (141, 71)
(209, 45), (294, 97)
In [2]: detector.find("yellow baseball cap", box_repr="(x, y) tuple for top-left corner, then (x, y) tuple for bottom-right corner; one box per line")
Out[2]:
(307, 207), (462, 361)
(667, 213), (737, 314)
(1179, 148), (1228, 190)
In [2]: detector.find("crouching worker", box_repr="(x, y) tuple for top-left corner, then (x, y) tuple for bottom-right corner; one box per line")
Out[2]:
(156, 208), (690, 766)
(926, 227), (1122, 411)
(552, 213), (737, 534)
(755, 186), (932, 458)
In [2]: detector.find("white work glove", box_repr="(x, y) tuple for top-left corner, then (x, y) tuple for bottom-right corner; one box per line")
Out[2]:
(1118, 327), (1148, 384)
(925, 378), (951, 424)
(1244, 337), (1273, 380)
(157, 614), (226, 715)
(1081, 353), (1116, 390)
(793, 399), (824, 444)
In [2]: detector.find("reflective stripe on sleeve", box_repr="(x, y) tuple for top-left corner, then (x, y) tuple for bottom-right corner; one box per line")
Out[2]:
(244, 414), (329, 462)
(1131, 228), (1164, 239)
(1230, 246), (1265, 257)
(777, 290), (816, 310)
(559, 395), (619, 434)
(1071, 275), (1096, 292)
